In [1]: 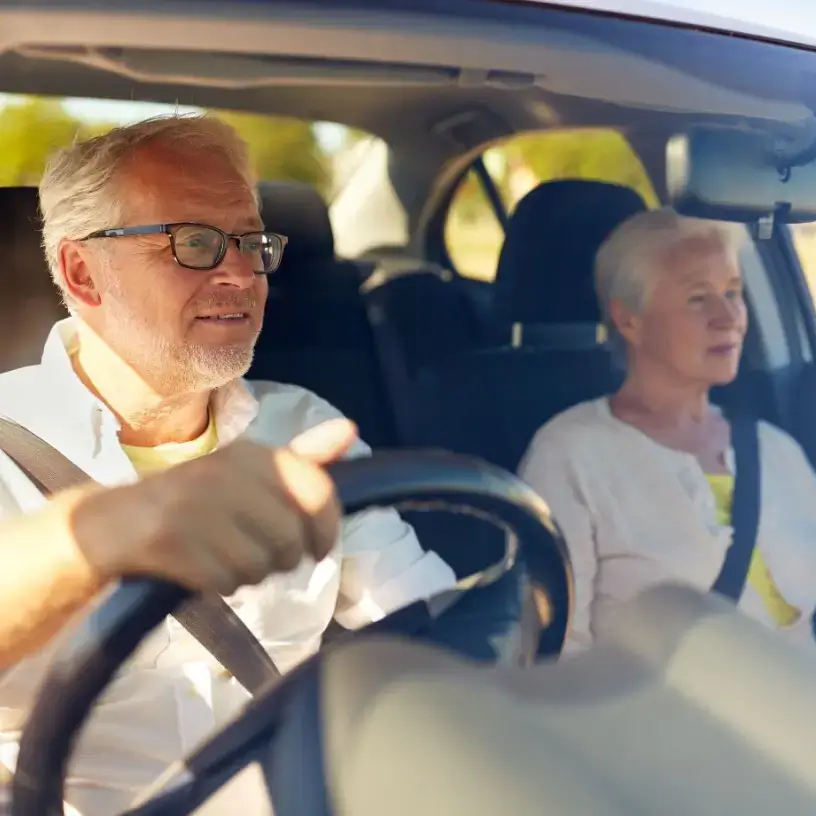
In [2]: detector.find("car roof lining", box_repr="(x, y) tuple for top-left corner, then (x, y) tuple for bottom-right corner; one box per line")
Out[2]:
(0, 2), (810, 157)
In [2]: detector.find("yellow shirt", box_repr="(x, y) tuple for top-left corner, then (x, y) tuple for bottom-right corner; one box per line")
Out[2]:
(121, 413), (218, 475)
(706, 474), (800, 627)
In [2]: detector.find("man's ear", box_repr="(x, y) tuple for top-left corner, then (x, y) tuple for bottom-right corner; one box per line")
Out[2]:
(609, 298), (641, 348)
(58, 240), (102, 308)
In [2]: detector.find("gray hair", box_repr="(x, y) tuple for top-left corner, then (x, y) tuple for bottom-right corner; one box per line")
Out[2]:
(39, 113), (258, 303)
(594, 207), (745, 363)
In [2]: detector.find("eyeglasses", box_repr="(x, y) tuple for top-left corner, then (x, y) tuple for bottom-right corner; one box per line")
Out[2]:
(82, 223), (288, 275)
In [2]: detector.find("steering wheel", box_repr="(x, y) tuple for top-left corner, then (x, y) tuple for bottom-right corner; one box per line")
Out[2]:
(11, 450), (572, 816)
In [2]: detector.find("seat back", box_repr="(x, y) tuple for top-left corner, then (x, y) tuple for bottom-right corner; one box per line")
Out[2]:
(362, 261), (483, 378)
(249, 181), (396, 447)
(360, 260), (485, 441)
(0, 187), (67, 373)
(409, 347), (622, 472)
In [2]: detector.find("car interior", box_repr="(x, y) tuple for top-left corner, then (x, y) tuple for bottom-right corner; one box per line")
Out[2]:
(5, 0), (816, 813)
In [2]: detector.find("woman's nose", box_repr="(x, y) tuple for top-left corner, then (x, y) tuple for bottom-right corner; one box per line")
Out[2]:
(709, 295), (740, 326)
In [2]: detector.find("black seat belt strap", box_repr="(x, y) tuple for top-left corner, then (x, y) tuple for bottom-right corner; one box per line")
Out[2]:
(0, 417), (280, 695)
(711, 416), (761, 602)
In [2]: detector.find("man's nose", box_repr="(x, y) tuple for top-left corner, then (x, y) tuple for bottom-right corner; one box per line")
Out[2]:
(211, 241), (256, 289)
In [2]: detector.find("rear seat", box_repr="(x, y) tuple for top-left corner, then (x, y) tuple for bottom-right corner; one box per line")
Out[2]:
(0, 187), (68, 373)
(248, 181), (397, 447)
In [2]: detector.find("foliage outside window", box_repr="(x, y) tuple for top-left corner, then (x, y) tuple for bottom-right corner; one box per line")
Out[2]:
(0, 96), (363, 199)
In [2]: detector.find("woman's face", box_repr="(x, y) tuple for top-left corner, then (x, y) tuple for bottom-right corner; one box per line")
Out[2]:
(614, 233), (747, 387)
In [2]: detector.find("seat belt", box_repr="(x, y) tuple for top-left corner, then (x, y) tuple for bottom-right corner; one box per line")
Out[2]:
(0, 417), (280, 695)
(711, 416), (761, 602)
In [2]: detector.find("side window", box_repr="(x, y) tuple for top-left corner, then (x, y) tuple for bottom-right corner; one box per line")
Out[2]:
(443, 169), (504, 282)
(443, 128), (659, 281)
(740, 228), (790, 371)
(788, 224), (816, 304)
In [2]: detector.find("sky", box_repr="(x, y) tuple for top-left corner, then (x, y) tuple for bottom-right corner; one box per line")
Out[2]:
(63, 97), (198, 123)
(0, 94), (347, 152)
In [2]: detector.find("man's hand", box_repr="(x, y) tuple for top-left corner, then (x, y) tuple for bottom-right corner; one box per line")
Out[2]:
(67, 418), (358, 596)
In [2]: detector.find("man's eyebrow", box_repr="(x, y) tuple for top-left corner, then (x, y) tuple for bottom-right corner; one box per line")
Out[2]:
(233, 219), (265, 232)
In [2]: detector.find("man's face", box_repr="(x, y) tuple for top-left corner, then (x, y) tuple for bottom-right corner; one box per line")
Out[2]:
(70, 145), (268, 395)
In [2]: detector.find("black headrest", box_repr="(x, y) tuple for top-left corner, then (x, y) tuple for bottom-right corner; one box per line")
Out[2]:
(0, 187), (68, 371)
(493, 180), (647, 326)
(0, 187), (49, 289)
(257, 180), (334, 269)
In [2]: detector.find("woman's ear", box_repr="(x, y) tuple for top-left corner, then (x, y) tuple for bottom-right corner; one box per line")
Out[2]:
(609, 298), (642, 349)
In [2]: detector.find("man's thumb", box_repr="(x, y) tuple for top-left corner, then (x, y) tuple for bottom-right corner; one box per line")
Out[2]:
(290, 418), (358, 464)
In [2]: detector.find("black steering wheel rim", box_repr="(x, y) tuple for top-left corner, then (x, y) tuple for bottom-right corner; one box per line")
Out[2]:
(11, 450), (572, 816)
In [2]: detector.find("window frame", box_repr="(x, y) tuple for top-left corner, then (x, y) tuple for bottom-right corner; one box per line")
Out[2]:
(430, 126), (660, 281)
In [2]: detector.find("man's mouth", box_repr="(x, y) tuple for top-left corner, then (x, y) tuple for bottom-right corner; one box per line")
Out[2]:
(195, 312), (250, 322)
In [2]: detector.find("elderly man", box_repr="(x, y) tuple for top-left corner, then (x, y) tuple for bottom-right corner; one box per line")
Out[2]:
(0, 114), (457, 814)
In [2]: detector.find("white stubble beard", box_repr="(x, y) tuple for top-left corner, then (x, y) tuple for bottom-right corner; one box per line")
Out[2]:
(101, 287), (258, 396)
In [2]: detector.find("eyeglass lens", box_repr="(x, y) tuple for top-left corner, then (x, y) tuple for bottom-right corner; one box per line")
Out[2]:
(170, 225), (283, 273)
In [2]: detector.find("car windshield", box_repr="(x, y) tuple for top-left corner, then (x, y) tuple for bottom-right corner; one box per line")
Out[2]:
(4, 1), (816, 812)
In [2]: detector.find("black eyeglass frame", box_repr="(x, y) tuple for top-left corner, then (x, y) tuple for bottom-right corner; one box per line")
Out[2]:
(81, 223), (289, 274)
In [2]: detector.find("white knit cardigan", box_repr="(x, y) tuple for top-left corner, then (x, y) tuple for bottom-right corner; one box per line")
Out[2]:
(519, 397), (816, 655)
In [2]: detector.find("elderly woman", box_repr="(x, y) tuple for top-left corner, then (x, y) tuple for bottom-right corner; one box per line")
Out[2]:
(519, 207), (816, 655)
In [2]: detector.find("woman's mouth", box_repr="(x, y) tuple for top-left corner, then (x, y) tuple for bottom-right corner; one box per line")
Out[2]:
(708, 343), (738, 356)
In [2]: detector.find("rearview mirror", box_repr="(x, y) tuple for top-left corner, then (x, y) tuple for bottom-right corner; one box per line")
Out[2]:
(667, 126), (816, 223)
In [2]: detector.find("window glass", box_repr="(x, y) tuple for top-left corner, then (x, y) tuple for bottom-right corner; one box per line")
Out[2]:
(0, 94), (365, 198)
(789, 224), (816, 303)
(444, 128), (659, 281)
(443, 169), (505, 282)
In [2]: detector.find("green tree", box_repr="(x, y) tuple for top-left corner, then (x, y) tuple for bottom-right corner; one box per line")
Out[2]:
(0, 98), (331, 194)
(215, 109), (329, 193)
(510, 129), (659, 207)
(0, 98), (84, 186)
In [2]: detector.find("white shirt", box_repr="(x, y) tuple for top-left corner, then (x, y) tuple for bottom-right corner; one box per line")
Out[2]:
(0, 318), (456, 814)
(520, 397), (816, 657)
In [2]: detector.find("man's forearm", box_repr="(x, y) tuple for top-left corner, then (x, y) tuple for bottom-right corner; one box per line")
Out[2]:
(0, 488), (105, 669)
